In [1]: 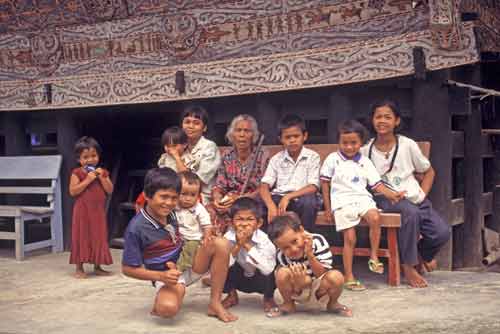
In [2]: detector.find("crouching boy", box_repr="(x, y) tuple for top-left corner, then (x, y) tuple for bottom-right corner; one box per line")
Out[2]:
(222, 197), (277, 314)
(121, 168), (237, 322)
(266, 214), (352, 317)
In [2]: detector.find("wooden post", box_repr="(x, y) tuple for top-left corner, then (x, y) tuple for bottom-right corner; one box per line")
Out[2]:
(462, 98), (484, 267)
(57, 111), (79, 250)
(411, 70), (453, 270)
(327, 91), (353, 143)
(256, 96), (279, 145)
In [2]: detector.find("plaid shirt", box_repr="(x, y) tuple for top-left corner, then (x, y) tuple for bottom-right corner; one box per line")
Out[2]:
(213, 147), (269, 195)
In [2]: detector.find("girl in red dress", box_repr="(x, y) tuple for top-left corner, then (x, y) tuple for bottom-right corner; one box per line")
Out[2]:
(69, 136), (114, 278)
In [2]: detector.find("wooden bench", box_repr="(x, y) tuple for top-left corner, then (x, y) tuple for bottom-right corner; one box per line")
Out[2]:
(0, 155), (64, 261)
(220, 142), (431, 286)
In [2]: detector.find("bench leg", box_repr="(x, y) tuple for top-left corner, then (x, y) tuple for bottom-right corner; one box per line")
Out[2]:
(14, 216), (25, 261)
(387, 227), (400, 286)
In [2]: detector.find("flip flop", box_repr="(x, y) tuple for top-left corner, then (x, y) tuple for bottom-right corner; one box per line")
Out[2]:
(327, 304), (353, 317)
(265, 307), (292, 318)
(343, 279), (366, 291)
(368, 259), (384, 274)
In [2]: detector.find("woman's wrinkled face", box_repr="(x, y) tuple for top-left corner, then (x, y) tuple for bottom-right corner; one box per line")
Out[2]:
(231, 120), (254, 151)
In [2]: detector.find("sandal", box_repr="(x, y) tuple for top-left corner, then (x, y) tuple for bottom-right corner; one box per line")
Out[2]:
(265, 306), (292, 318)
(327, 304), (353, 317)
(368, 259), (384, 274)
(343, 279), (366, 291)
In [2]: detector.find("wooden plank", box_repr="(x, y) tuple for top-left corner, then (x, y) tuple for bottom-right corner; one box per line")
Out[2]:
(315, 211), (402, 228)
(463, 97), (484, 267)
(411, 70), (453, 270)
(452, 131), (494, 158)
(0, 155), (62, 180)
(489, 185), (500, 232)
(0, 231), (16, 239)
(450, 192), (493, 226)
(331, 247), (390, 258)
(24, 239), (53, 252)
(0, 186), (54, 194)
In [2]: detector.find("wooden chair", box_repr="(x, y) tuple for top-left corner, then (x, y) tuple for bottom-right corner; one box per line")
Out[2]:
(0, 155), (63, 260)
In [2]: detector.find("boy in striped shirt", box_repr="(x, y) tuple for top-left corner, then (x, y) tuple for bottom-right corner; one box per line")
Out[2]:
(266, 213), (352, 317)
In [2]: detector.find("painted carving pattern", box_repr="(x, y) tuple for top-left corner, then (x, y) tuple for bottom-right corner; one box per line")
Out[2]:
(428, 0), (463, 50)
(0, 23), (478, 111)
(0, 1), (481, 110)
(461, 0), (500, 52)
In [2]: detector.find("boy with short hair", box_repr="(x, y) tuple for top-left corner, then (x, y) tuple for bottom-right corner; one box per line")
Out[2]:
(222, 197), (277, 314)
(260, 114), (320, 231)
(121, 168), (237, 322)
(266, 214), (352, 317)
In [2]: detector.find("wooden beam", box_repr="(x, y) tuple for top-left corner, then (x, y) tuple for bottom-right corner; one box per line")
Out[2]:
(411, 70), (453, 269)
(463, 97), (484, 267)
(450, 192), (493, 226)
(452, 131), (494, 158)
(57, 111), (79, 250)
(255, 96), (279, 145)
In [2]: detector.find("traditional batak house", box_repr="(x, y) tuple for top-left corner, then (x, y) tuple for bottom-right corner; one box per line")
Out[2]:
(0, 0), (499, 269)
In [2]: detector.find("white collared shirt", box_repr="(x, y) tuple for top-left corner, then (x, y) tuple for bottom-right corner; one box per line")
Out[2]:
(320, 151), (381, 211)
(361, 135), (430, 204)
(174, 202), (212, 241)
(224, 228), (277, 276)
(261, 147), (320, 195)
(187, 136), (221, 204)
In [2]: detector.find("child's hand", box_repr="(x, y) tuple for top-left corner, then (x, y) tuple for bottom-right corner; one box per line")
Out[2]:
(303, 234), (314, 258)
(85, 171), (98, 182)
(390, 191), (406, 204)
(166, 146), (181, 160)
(201, 230), (215, 247)
(267, 204), (278, 224)
(278, 195), (291, 215)
(235, 227), (251, 247)
(289, 263), (310, 291)
(158, 266), (181, 286)
(323, 210), (334, 224)
(95, 168), (105, 177)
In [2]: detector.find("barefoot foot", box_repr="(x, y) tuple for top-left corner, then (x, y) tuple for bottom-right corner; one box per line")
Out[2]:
(263, 297), (277, 313)
(208, 303), (238, 322)
(74, 270), (88, 279)
(222, 291), (239, 309)
(94, 268), (112, 276)
(402, 264), (428, 288)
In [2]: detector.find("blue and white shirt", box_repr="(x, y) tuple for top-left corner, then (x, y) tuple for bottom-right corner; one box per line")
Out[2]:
(320, 151), (382, 211)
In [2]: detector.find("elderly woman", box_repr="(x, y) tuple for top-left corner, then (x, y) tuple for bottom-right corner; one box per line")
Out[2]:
(211, 114), (269, 234)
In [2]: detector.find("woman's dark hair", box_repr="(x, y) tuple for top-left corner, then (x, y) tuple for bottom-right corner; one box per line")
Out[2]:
(278, 114), (306, 136)
(143, 167), (181, 198)
(161, 126), (188, 147)
(337, 119), (368, 144)
(180, 104), (209, 126)
(74, 136), (102, 160)
(267, 213), (302, 242)
(370, 99), (401, 118)
(229, 197), (263, 220)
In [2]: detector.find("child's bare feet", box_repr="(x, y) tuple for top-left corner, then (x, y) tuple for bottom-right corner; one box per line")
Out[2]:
(402, 264), (428, 288)
(263, 297), (277, 313)
(327, 302), (353, 317)
(266, 301), (296, 318)
(207, 302), (238, 322)
(222, 290), (239, 309)
(423, 259), (437, 272)
(94, 266), (112, 276)
(74, 270), (88, 279)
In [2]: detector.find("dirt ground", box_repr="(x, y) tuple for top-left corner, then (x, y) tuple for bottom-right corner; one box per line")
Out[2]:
(1, 248), (500, 334)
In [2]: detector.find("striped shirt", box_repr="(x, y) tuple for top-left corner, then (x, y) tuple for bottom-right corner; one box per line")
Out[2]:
(276, 233), (333, 277)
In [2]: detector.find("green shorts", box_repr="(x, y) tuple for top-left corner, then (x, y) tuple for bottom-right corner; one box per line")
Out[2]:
(176, 240), (200, 272)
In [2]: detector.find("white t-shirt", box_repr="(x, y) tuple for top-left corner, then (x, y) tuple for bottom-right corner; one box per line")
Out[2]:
(320, 151), (382, 211)
(174, 202), (212, 241)
(360, 135), (430, 205)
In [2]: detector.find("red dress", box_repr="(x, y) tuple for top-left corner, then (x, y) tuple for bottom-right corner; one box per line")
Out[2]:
(69, 168), (113, 265)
